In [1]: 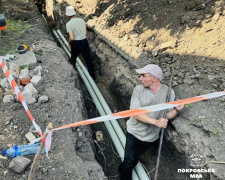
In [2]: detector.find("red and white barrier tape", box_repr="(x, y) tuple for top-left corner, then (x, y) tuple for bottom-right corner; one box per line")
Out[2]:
(53, 91), (225, 131)
(41, 90), (225, 155)
(0, 56), (43, 137)
(2, 55), (225, 156)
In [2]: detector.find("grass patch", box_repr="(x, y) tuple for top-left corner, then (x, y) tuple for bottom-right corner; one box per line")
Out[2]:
(20, 65), (30, 69)
(212, 129), (221, 140)
(0, 19), (31, 55)
(185, 103), (192, 108)
(7, 19), (31, 34)
(192, 118), (202, 123)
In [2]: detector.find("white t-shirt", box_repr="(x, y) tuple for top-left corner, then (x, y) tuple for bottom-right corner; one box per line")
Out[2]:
(66, 17), (86, 40)
(127, 84), (175, 142)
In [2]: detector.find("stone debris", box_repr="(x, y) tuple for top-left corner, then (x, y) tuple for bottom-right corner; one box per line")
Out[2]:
(29, 125), (36, 132)
(3, 89), (14, 96)
(19, 68), (30, 80)
(0, 155), (7, 160)
(30, 66), (42, 77)
(1, 78), (11, 89)
(95, 131), (103, 141)
(30, 76), (42, 86)
(3, 95), (14, 103)
(1, 65), (47, 107)
(9, 51), (37, 67)
(38, 95), (49, 104)
(9, 156), (31, 173)
(25, 132), (36, 142)
(3, 170), (7, 176)
(9, 63), (20, 81)
(152, 40), (177, 56)
(24, 83), (38, 94)
(21, 89), (36, 105)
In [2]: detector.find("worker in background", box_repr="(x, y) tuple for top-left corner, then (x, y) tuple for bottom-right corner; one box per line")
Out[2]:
(65, 6), (96, 80)
(34, 0), (45, 14)
(118, 64), (184, 180)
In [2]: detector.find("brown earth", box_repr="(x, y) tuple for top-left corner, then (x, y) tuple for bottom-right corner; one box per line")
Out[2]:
(67, 0), (225, 62)
(0, 1), (105, 180)
(1, 0), (225, 180)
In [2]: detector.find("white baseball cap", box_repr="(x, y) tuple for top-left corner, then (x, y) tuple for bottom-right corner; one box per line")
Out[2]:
(66, 6), (76, 16)
(135, 64), (163, 80)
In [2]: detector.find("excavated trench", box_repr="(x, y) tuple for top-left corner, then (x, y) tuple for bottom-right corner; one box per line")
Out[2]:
(1, 0), (225, 179)
(35, 1), (225, 179)
(49, 18), (191, 180)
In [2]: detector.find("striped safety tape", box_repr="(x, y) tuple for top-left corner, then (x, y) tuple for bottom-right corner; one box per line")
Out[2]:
(0, 56), (43, 137)
(44, 90), (225, 156)
(53, 90), (225, 131)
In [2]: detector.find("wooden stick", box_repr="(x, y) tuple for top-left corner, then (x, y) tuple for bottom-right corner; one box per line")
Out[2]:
(28, 123), (52, 180)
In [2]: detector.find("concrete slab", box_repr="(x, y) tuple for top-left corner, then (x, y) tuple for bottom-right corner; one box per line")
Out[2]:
(8, 51), (37, 66)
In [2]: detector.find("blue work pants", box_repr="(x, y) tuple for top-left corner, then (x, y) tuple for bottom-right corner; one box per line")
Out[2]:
(70, 38), (96, 80)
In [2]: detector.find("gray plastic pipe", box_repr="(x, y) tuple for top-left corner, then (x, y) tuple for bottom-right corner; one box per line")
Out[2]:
(54, 30), (150, 180)
(57, 30), (127, 145)
(56, 29), (150, 180)
(76, 64), (140, 180)
(53, 30), (139, 180)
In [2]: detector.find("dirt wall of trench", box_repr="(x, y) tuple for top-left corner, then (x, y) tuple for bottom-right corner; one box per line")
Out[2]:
(46, 0), (225, 179)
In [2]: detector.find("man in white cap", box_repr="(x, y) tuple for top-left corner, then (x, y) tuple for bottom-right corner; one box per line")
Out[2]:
(118, 64), (184, 180)
(65, 6), (95, 80)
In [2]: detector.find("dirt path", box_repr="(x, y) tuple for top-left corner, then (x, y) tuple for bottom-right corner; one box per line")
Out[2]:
(0, 1), (105, 179)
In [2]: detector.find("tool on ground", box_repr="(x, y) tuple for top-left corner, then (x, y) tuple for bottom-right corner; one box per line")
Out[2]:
(18, 45), (26, 54)
(154, 67), (174, 180)
(23, 44), (28, 50)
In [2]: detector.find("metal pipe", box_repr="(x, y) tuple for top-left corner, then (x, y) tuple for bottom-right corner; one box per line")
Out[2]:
(54, 30), (150, 180)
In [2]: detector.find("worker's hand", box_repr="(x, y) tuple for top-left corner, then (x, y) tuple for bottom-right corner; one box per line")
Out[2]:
(174, 99), (184, 113)
(156, 118), (168, 128)
(175, 105), (184, 113)
(68, 43), (71, 48)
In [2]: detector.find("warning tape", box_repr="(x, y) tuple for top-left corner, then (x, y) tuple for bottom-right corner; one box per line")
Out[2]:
(0, 56), (43, 137)
(1, 55), (225, 155)
(42, 90), (225, 156)
(53, 90), (225, 131)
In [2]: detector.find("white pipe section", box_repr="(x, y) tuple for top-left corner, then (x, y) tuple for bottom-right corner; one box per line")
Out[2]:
(54, 30), (151, 180)
(53, 30), (139, 179)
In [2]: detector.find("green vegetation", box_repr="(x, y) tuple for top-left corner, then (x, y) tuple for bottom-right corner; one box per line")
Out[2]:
(185, 103), (191, 108)
(7, 19), (31, 34)
(0, 19), (31, 55)
(212, 129), (221, 140)
(192, 118), (202, 123)
(20, 65), (29, 69)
